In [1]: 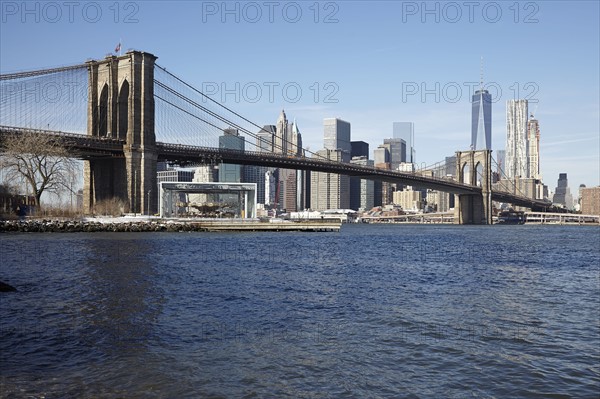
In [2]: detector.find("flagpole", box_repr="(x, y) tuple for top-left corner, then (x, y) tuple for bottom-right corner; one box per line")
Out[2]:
(119, 38), (122, 56)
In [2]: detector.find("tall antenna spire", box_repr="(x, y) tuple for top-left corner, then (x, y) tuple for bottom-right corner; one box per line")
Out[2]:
(480, 56), (484, 90)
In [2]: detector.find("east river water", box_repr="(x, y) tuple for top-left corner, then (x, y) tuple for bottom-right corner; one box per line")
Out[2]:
(1, 225), (599, 398)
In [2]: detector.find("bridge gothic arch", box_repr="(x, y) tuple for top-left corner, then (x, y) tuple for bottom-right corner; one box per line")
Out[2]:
(83, 51), (158, 215)
(475, 162), (483, 187)
(117, 79), (129, 140)
(454, 149), (492, 224)
(461, 162), (470, 185)
(98, 84), (108, 137)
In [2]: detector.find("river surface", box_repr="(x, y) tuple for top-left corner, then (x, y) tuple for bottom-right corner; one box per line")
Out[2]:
(1, 224), (599, 398)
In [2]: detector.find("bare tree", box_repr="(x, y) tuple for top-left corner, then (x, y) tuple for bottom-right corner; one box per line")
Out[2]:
(0, 132), (79, 208)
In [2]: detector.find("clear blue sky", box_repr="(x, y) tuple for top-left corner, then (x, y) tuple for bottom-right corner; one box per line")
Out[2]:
(1, 0), (599, 188)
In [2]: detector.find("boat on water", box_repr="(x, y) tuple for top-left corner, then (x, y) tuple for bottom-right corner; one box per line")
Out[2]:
(496, 210), (525, 225)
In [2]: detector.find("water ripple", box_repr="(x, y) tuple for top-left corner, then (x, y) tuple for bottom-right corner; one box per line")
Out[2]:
(1, 225), (598, 397)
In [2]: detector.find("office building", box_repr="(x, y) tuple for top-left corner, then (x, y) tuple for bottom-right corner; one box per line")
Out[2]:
(374, 144), (392, 206)
(256, 125), (276, 152)
(351, 141), (369, 158)
(264, 170), (277, 206)
(243, 126), (277, 205)
(527, 116), (541, 180)
(263, 111), (304, 211)
(311, 149), (350, 210)
(393, 189), (422, 212)
(393, 122), (415, 163)
(580, 186), (600, 215)
(188, 165), (218, 207)
(275, 110), (288, 154)
(496, 150), (506, 177)
(350, 156), (374, 211)
(157, 169), (194, 184)
(506, 99), (529, 178)
(324, 118), (351, 161)
(553, 173), (574, 208)
(280, 119), (303, 211)
(426, 189), (453, 212)
(374, 144), (390, 165)
(471, 89), (492, 150)
(219, 128), (245, 183)
(383, 138), (407, 170)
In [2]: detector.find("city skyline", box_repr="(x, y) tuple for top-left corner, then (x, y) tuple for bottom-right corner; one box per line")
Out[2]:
(1, 1), (598, 188)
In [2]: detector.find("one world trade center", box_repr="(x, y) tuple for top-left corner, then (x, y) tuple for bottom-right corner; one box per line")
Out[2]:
(471, 88), (492, 150)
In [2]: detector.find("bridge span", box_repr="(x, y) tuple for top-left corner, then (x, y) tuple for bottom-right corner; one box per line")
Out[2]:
(0, 50), (555, 222)
(0, 125), (553, 213)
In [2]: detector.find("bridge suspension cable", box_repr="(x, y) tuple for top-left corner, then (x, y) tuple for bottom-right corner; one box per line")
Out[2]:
(0, 64), (88, 81)
(0, 65), (88, 134)
(153, 64), (328, 161)
(490, 155), (532, 199)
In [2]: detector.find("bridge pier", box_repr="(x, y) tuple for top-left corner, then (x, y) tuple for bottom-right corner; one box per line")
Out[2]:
(83, 51), (157, 215)
(454, 150), (492, 225)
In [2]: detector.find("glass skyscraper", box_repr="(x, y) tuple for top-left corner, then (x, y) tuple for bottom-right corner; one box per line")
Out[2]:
(323, 118), (351, 162)
(393, 122), (415, 163)
(471, 89), (492, 150)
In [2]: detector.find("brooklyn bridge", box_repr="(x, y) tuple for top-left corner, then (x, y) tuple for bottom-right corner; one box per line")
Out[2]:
(0, 51), (554, 224)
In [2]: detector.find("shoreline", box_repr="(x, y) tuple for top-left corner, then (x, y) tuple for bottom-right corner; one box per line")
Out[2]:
(0, 218), (342, 233)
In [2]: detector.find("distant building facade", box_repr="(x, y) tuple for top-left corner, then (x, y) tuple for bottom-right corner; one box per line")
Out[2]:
(351, 141), (369, 158)
(383, 138), (407, 171)
(393, 189), (422, 212)
(580, 186), (600, 215)
(219, 128), (245, 183)
(527, 116), (541, 180)
(311, 149), (350, 211)
(323, 118), (351, 161)
(393, 122), (415, 163)
(350, 156), (374, 211)
(552, 173), (574, 208)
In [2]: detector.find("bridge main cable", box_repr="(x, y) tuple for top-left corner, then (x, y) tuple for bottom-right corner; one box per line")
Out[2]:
(0, 63), (88, 81)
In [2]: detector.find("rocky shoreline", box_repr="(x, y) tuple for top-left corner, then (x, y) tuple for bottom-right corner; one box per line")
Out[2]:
(0, 218), (342, 233)
(1, 219), (214, 233)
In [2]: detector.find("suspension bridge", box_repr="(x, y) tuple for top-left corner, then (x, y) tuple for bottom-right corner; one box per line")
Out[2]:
(0, 51), (554, 224)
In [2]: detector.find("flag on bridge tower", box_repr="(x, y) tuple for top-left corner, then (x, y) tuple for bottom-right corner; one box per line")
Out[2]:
(115, 41), (121, 55)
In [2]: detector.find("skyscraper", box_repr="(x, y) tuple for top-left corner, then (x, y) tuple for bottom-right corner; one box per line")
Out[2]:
(527, 115), (541, 180)
(256, 125), (276, 152)
(219, 128), (245, 183)
(496, 150), (506, 176)
(280, 119), (303, 212)
(275, 110), (288, 154)
(291, 121), (305, 210)
(310, 149), (350, 210)
(323, 118), (351, 162)
(269, 111), (303, 211)
(351, 141), (369, 158)
(553, 173), (573, 208)
(350, 156), (374, 211)
(311, 118), (352, 210)
(471, 89), (492, 150)
(506, 99), (529, 178)
(383, 138), (406, 170)
(243, 126), (274, 205)
(393, 122), (415, 163)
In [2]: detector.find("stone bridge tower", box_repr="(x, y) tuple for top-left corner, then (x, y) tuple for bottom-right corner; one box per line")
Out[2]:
(454, 149), (493, 224)
(83, 51), (157, 215)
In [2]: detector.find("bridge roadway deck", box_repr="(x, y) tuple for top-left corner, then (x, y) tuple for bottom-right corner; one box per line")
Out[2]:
(0, 126), (553, 210)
